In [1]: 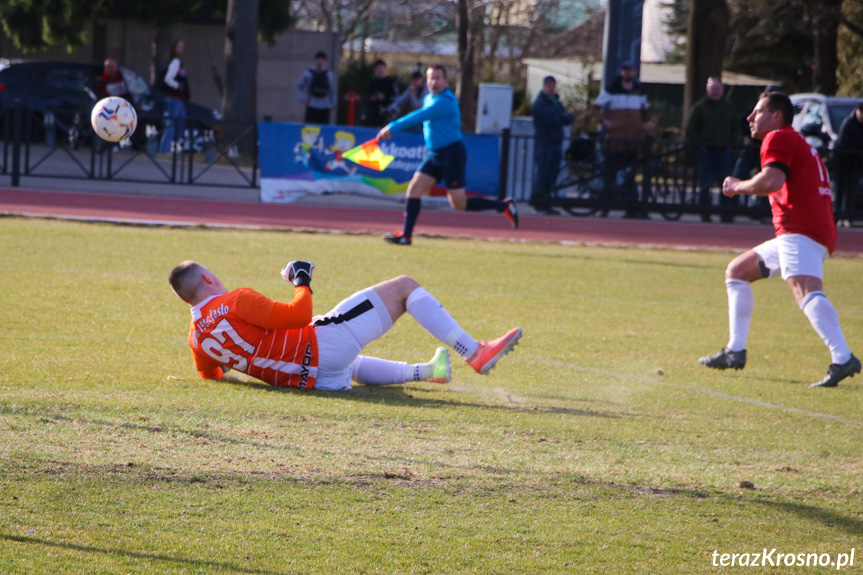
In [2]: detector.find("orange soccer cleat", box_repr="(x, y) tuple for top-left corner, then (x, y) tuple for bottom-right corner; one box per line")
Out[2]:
(466, 327), (522, 374)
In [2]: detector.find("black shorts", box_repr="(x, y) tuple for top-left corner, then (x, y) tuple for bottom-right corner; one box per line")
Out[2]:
(417, 141), (466, 189)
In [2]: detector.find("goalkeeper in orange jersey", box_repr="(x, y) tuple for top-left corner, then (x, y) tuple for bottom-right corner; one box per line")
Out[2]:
(169, 261), (522, 391)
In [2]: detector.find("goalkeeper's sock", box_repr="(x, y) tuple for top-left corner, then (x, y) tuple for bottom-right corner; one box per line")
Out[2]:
(403, 198), (421, 238)
(406, 287), (478, 358)
(350, 355), (447, 385)
(351, 356), (422, 385)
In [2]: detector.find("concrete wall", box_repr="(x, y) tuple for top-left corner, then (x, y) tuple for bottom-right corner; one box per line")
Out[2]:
(1, 22), (340, 124)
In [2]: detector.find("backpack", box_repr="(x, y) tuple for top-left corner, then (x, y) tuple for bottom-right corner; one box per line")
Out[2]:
(309, 68), (330, 99)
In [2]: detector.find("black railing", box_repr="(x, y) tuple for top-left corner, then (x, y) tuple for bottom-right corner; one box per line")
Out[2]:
(4, 100), (861, 226)
(501, 129), (862, 224)
(0, 103), (258, 189)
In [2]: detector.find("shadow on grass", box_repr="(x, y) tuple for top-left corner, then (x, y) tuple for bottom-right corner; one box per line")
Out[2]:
(574, 478), (863, 537)
(750, 497), (863, 537)
(44, 412), (280, 449)
(0, 533), (288, 574)
(221, 375), (622, 419)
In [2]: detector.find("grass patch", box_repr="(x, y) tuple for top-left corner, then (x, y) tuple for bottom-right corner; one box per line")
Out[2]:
(0, 218), (861, 573)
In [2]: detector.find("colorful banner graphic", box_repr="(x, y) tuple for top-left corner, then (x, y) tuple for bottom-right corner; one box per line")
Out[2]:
(258, 122), (500, 203)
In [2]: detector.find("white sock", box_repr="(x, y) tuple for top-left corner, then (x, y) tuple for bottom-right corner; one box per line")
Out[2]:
(726, 279), (753, 352)
(405, 287), (478, 358)
(351, 356), (431, 385)
(800, 292), (852, 364)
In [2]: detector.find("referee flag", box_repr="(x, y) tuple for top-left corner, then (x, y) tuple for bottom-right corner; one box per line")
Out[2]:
(343, 138), (395, 171)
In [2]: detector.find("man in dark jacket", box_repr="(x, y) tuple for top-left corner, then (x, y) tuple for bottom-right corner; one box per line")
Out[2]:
(833, 102), (863, 221)
(591, 62), (653, 218)
(295, 52), (335, 125)
(685, 76), (739, 222)
(531, 76), (574, 214)
(366, 60), (400, 127)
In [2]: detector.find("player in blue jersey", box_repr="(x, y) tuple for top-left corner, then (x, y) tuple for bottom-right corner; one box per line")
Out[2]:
(376, 65), (518, 245)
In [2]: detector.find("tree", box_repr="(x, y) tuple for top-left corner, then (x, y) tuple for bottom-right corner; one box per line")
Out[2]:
(0, 0), (111, 53)
(222, 0), (259, 157)
(666, 0), (863, 96)
(454, 0), (588, 130)
(809, 0), (842, 94)
(837, 2), (863, 95)
(457, 0), (479, 132)
(683, 0), (729, 124)
(290, 0), (389, 45)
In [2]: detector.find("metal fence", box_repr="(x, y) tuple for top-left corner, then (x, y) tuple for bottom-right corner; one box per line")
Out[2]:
(3, 100), (861, 226)
(502, 129), (863, 224)
(1, 103), (258, 189)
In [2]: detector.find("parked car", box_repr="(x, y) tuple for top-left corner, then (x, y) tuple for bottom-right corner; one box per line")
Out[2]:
(0, 60), (220, 150)
(790, 93), (863, 157)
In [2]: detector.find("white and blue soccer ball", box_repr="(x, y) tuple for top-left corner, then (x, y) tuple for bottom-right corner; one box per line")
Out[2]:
(90, 96), (137, 143)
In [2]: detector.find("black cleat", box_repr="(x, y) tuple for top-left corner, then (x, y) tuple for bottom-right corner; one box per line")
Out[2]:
(383, 232), (411, 246)
(503, 198), (519, 229)
(810, 354), (861, 388)
(699, 347), (747, 370)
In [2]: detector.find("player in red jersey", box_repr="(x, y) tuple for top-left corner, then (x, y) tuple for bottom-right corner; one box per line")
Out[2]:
(699, 92), (860, 388)
(169, 261), (522, 391)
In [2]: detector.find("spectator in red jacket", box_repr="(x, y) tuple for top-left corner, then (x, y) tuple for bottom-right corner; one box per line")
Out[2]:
(96, 59), (130, 100)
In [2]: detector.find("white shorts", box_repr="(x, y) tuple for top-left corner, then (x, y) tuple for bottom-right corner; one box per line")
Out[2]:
(752, 234), (829, 281)
(313, 287), (393, 391)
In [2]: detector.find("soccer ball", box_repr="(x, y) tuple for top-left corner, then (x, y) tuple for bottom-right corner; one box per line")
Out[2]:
(90, 96), (137, 143)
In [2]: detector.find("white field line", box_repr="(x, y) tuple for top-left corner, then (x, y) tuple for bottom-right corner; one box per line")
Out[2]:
(535, 357), (863, 429)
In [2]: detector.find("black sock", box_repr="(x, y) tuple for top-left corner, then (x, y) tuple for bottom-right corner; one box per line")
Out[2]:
(403, 198), (421, 238)
(465, 197), (505, 212)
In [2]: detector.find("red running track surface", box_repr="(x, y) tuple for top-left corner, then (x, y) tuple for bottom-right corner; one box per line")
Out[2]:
(2, 187), (862, 255)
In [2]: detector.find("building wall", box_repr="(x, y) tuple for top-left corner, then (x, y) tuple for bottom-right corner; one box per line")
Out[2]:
(1, 22), (339, 124)
(259, 30), (341, 123)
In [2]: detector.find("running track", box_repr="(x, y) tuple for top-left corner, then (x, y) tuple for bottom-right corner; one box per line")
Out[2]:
(2, 187), (862, 255)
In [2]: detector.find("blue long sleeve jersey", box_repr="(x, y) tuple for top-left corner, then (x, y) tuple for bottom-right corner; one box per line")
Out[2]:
(387, 88), (462, 151)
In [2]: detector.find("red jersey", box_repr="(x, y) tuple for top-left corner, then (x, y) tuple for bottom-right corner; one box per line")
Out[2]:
(97, 71), (129, 99)
(188, 287), (318, 388)
(761, 126), (837, 253)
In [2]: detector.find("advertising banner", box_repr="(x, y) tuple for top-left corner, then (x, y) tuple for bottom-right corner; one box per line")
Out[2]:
(258, 122), (500, 203)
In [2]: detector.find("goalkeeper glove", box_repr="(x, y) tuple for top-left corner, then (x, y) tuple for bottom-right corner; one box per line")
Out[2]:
(281, 261), (315, 291)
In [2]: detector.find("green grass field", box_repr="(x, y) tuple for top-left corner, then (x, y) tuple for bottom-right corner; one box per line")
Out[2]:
(1, 217), (861, 574)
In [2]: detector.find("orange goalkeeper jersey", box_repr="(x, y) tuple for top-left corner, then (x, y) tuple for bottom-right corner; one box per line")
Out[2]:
(188, 286), (318, 388)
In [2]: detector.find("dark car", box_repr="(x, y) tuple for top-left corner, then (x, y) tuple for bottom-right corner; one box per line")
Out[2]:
(0, 60), (97, 143)
(790, 93), (863, 156)
(0, 59), (220, 150)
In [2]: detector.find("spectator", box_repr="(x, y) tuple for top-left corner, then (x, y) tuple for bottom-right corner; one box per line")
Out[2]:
(833, 102), (863, 223)
(530, 75), (574, 215)
(365, 59), (400, 127)
(685, 77), (739, 223)
(295, 51), (336, 125)
(96, 59), (130, 100)
(159, 40), (190, 154)
(592, 61), (653, 218)
(387, 71), (427, 127)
